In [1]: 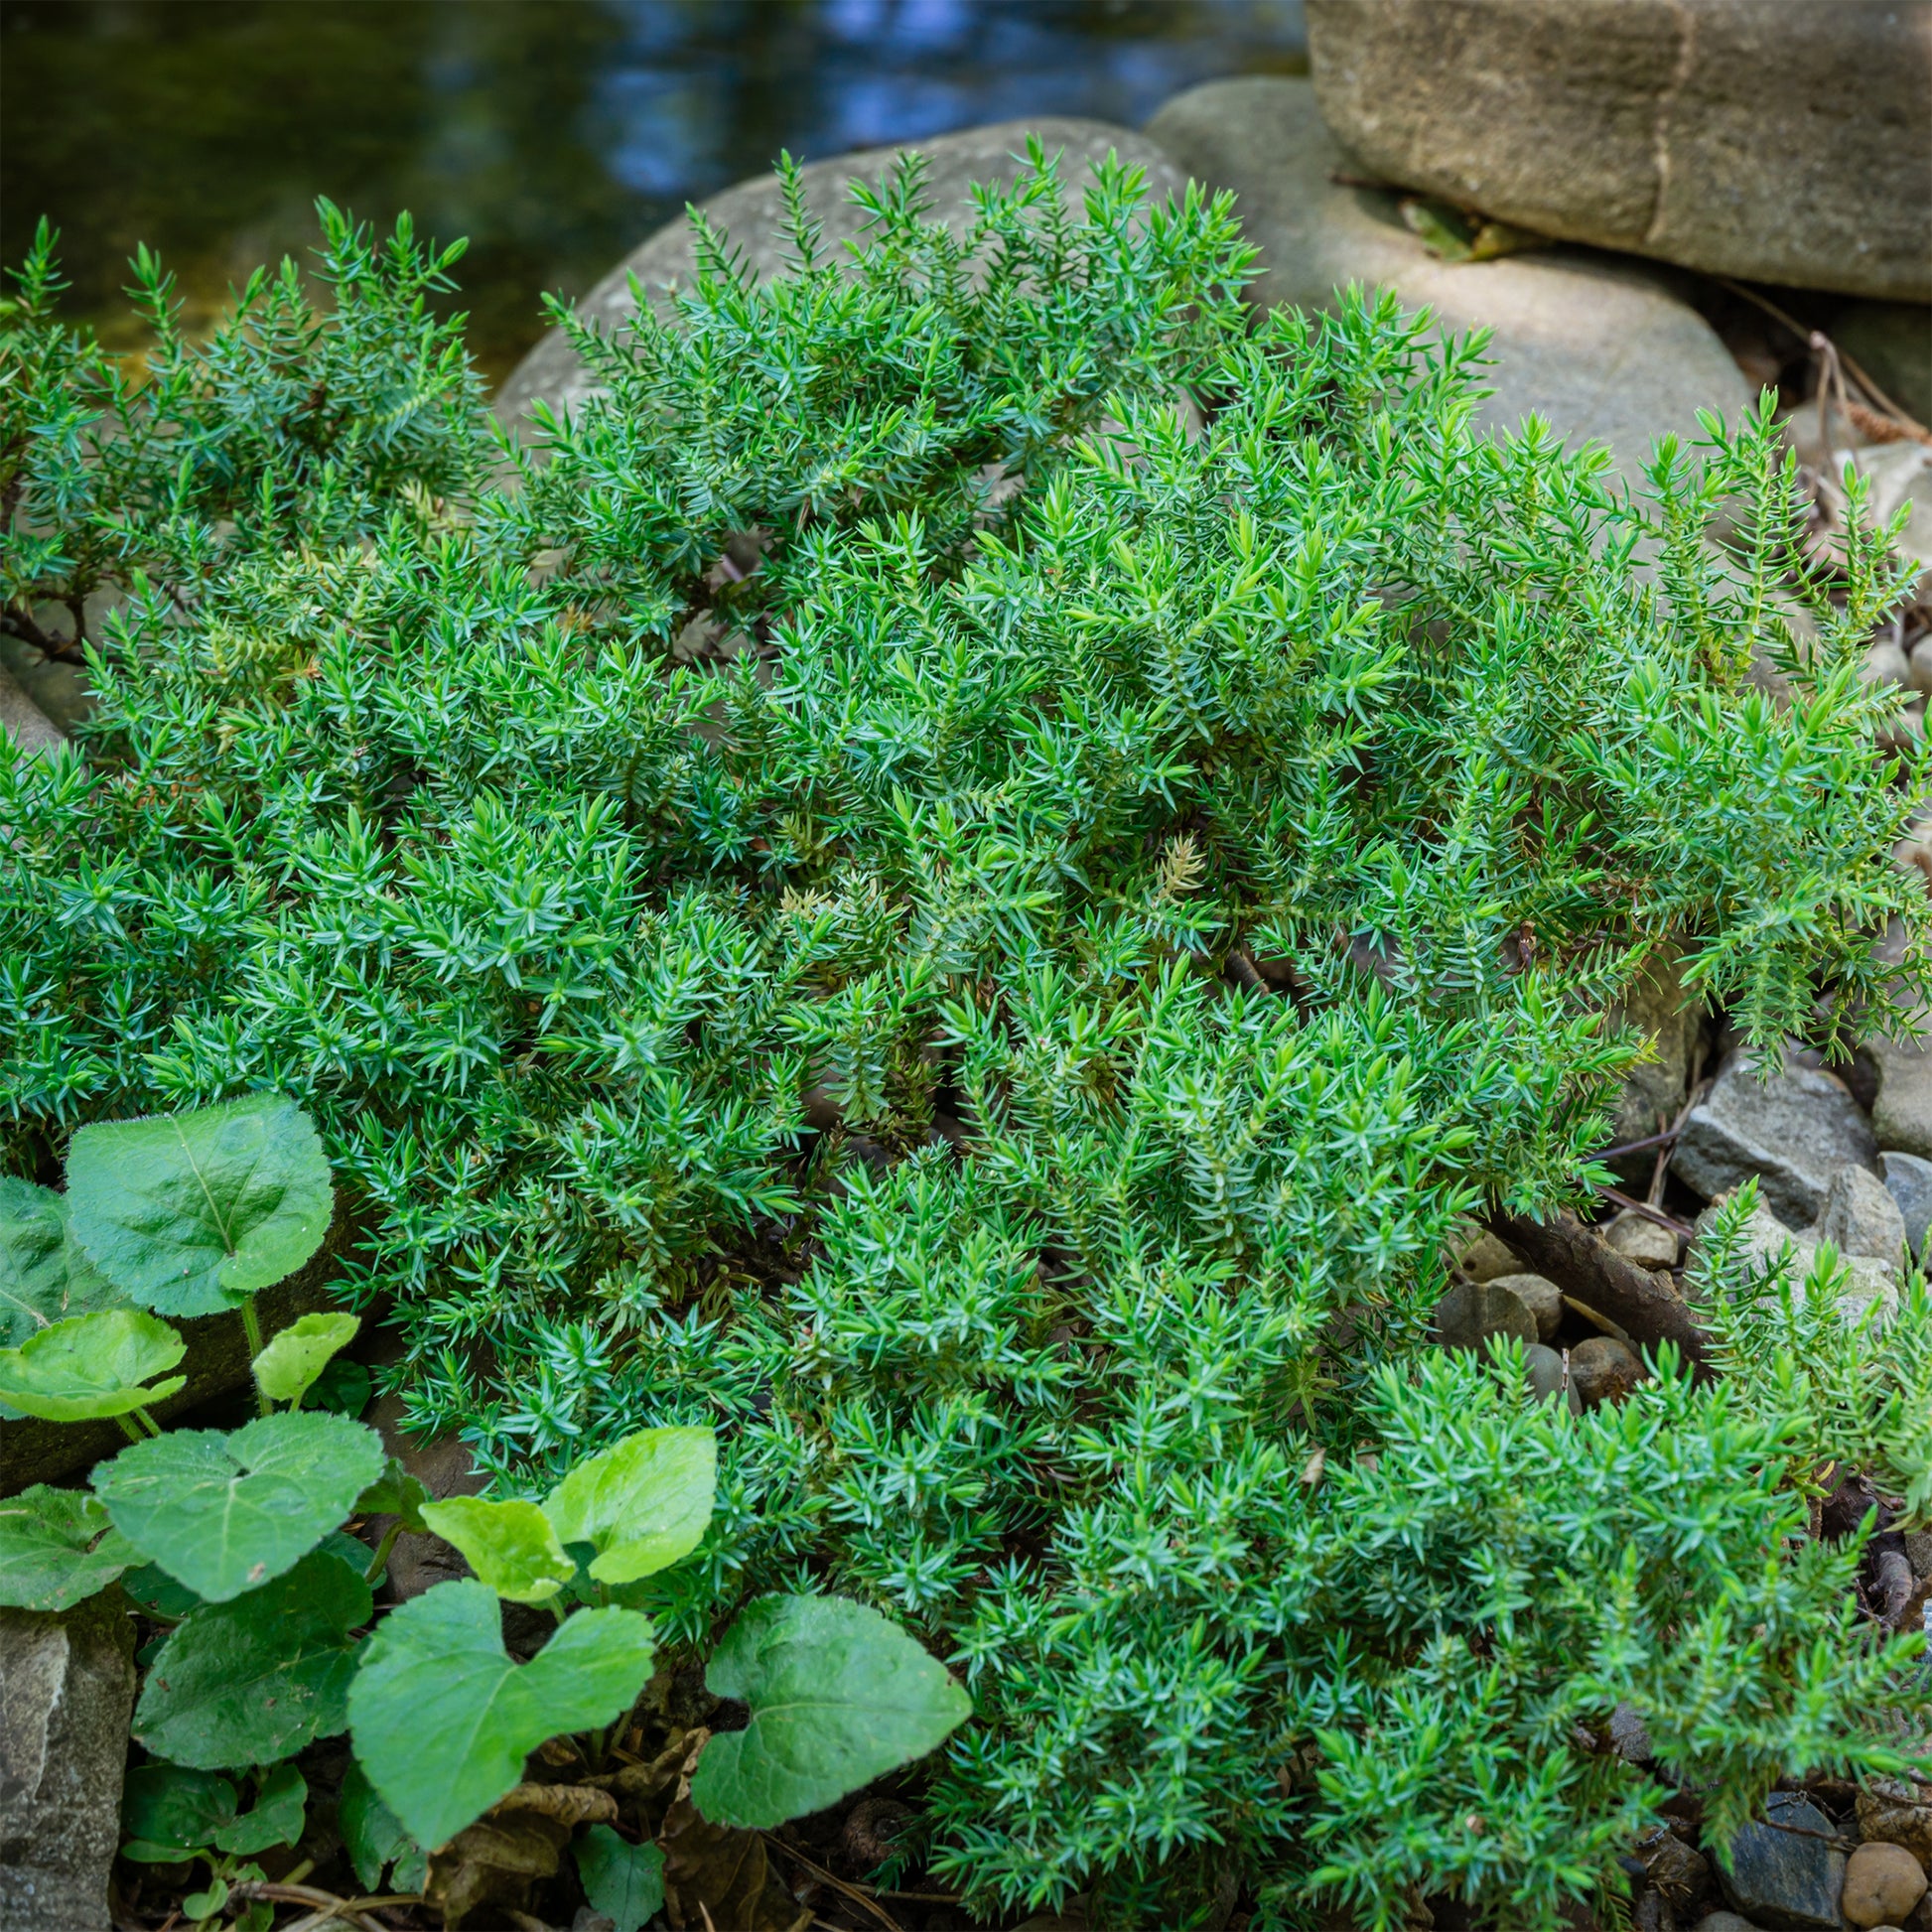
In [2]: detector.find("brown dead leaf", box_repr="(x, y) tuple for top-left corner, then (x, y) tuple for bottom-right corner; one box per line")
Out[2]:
(426, 1782), (620, 1927)
(656, 1729), (811, 1932)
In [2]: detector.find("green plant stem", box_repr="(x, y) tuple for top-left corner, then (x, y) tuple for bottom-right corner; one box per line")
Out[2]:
(239, 1296), (270, 1416)
(134, 1405), (162, 1437)
(116, 1413), (144, 1443)
(363, 1517), (405, 1586)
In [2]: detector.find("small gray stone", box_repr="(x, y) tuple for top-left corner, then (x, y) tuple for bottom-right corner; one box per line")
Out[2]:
(499, 118), (1186, 424)
(1487, 1272), (1563, 1341)
(1671, 1054), (1878, 1228)
(1523, 1341), (1581, 1413)
(1880, 1151), (1932, 1259)
(1605, 950), (1704, 1184)
(1608, 1702), (1653, 1763)
(1433, 1280), (1537, 1352)
(1906, 1532), (1932, 1583)
(0, 663), (64, 759)
(1570, 1335), (1642, 1408)
(1813, 1164), (1907, 1268)
(1871, 1035), (1932, 1165)
(0, 1592), (136, 1932)
(1859, 1776), (1932, 1865)
(1689, 1191), (1898, 1327)
(1694, 1915), (1766, 1932)
(1603, 1209), (1680, 1270)
(1454, 1227), (1523, 1284)
(1716, 1791), (1846, 1932)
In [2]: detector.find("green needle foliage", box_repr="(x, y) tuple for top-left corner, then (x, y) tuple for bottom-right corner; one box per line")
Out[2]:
(4, 146), (1930, 1926)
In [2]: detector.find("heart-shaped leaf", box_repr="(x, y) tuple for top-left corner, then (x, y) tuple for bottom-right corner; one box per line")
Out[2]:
(134, 1545), (371, 1768)
(576, 1823), (665, 1932)
(93, 1411), (384, 1602)
(67, 1094), (333, 1316)
(252, 1311), (359, 1407)
(0, 1484), (144, 1610)
(691, 1593), (971, 1829)
(121, 1762), (238, 1856)
(419, 1495), (576, 1603)
(0, 1186), (126, 1430)
(339, 1760), (427, 1893)
(354, 1457), (430, 1534)
(347, 1579), (655, 1851)
(0, 1308), (186, 1421)
(542, 1426), (716, 1585)
(304, 1355), (371, 1415)
(216, 1763), (308, 1856)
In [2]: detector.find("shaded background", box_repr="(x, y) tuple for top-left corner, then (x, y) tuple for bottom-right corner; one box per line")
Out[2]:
(1, 0), (1307, 385)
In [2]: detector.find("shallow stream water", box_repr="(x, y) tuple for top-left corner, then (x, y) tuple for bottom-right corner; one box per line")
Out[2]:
(1, 0), (1306, 385)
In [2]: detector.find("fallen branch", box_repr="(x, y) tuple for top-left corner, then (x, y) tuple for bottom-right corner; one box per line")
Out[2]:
(1483, 1206), (1714, 1378)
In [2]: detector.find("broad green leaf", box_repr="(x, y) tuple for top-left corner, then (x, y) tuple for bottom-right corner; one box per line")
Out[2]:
(691, 1593), (972, 1829)
(339, 1760), (427, 1893)
(93, 1411), (384, 1602)
(134, 1546), (371, 1768)
(354, 1456), (430, 1534)
(576, 1823), (665, 1932)
(0, 1178), (73, 1343)
(252, 1311), (359, 1407)
(304, 1355), (371, 1416)
(121, 1762), (237, 1854)
(0, 1484), (143, 1610)
(214, 1763), (308, 1856)
(0, 1308), (186, 1421)
(123, 1561), (202, 1621)
(183, 1878), (229, 1920)
(542, 1426), (716, 1585)
(419, 1495), (575, 1603)
(67, 1094), (334, 1316)
(347, 1579), (655, 1851)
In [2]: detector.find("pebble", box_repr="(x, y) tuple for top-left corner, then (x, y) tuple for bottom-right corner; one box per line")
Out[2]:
(1569, 1335), (1642, 1408)
(1716, 1791), (1846, 1932)
(1603, 1209), (1680, 1270)
(1433, 1280), (1537, 1352)
(1689, 1192), (1899, 1327)
(1845, 1842), (1928, 1929)
(1870, 1032), (1932, 1165)
(1879, 1151), (1932, 1259)
(1486, 1272), (1563, 1341)
(1861, 1779), (1932, 1865)
(1814, 1164), (1907, 1270)
(1455, 1227), (1523, 1284)
(1694, 1916), (1764, 1932)
(1523, 1341), (1580, 1413)
(1671, 1054), (1878, 1229)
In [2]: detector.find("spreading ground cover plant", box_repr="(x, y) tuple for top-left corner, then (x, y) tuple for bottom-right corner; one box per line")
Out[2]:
(0, 1095), (969, 1930)
(4, 147), (1932, 1927)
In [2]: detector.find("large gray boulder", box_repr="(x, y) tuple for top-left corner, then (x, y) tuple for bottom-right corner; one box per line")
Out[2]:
(0, 663), (64, 758)
(1145, 77), (1756, 485)
(1304, 0), (1932, 303)
(497, 117), (1187, 425)
(0, 1592), (136, 1932)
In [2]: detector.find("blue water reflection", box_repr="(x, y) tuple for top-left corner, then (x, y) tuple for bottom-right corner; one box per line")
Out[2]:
(0, 0), (1305, 378)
